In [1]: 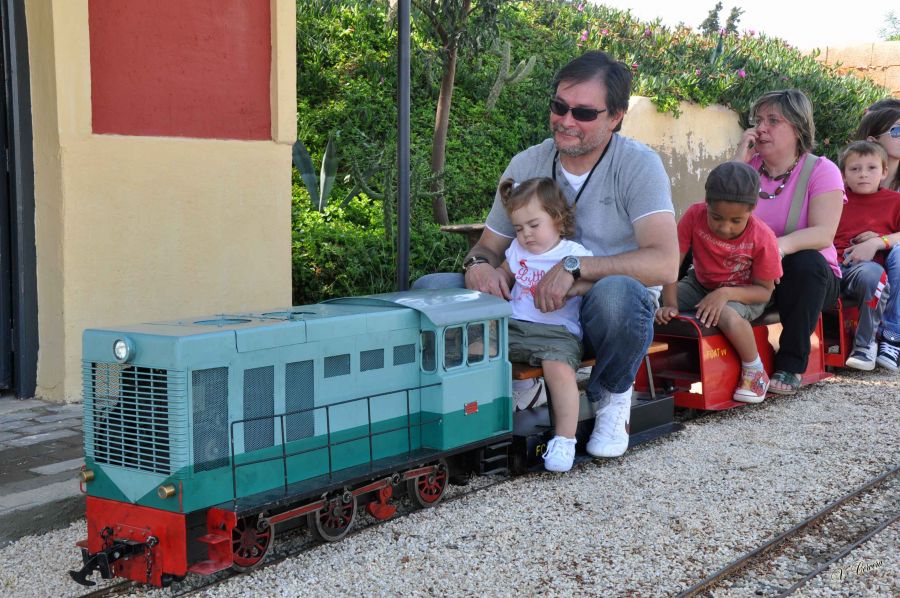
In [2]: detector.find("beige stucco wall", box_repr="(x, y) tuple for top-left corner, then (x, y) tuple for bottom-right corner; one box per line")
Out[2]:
(813, 41), (900, 98)
(26, 0), (296, 403)
(622, 97), (745, 216)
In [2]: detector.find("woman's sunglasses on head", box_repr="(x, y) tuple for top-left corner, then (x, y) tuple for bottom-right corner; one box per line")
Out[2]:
(549, 98), (607, 122)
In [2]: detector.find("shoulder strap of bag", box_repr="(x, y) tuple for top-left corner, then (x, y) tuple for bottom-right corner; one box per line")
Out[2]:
(784, 154), (818, 235)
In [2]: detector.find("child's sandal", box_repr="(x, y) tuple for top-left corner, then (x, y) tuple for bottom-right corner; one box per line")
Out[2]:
(769, 370), (801, 395)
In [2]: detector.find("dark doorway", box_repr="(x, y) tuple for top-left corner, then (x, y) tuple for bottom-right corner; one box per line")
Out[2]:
(0, 0), (37, 398)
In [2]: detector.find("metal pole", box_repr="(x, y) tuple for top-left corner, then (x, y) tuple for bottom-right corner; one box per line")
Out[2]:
(396, 0), (411, 291)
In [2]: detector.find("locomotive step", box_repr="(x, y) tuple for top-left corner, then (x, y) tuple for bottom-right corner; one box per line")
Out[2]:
(197, 532), (229, 546)
(187, 559), (230, 576)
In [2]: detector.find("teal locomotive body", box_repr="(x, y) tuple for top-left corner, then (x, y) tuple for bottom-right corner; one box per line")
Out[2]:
(72, 289), (513, 586)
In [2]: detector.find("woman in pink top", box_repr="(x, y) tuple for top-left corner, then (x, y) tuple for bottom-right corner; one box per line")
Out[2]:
(733, 89), (846, 394)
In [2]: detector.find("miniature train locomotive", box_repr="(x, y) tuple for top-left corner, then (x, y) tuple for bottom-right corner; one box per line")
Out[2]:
(70, 288), (515, 587)
(69, 285), (855, 588)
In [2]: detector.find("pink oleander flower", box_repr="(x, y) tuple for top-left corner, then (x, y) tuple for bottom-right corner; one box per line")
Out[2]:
(738, 69), (746, 78)
(748, 29), (756, 36)
(577, 2), (585, 11)
(631, 62), (638, 71)
(695, 69), (701, 76)
(580, 30), (589, 42)
(644, 28), (652, 37)
(601, 29), (609, 35)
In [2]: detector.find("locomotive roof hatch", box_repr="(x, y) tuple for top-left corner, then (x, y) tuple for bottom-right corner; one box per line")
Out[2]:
(326, 288), (511, 327)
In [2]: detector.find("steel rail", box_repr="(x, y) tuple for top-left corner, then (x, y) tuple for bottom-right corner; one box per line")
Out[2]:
(676, 463), (900, 597)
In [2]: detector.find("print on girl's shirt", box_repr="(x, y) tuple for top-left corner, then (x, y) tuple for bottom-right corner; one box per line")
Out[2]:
(515, 259), (544, 297)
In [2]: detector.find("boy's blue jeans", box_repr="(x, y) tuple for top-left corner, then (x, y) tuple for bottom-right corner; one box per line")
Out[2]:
(883, 246), (900, 342)
(839, 246), (900, 347)
(412, 273), (657, 404)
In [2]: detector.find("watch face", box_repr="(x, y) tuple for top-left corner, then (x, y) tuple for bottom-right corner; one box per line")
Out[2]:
(564, 256), (579, 270)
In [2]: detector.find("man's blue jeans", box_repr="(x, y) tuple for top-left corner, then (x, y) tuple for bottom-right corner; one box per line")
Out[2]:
(581, 276), (656, 403)
(412, 273), (657, 405)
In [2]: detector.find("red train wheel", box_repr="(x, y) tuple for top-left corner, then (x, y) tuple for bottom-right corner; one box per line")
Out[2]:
(308, 490), (357, 542)
(231, 515), (274, 572)
(407, 459), (448, 507)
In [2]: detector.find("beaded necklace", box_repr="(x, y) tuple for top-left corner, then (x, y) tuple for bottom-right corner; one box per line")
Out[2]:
(758, 156), (800, 199)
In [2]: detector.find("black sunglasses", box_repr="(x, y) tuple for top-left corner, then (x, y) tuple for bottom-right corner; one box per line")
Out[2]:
(549, 98), (607, 122)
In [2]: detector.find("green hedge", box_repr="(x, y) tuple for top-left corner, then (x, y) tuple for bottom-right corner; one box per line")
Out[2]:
(293, 0), (889, 304)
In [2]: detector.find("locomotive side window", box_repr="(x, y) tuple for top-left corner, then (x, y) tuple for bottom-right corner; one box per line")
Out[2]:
(360, 348), (384, 371)
(421, 331), (436, 372)
(324, 354), (351, 378)
(393, 343), (416, 365)
(489, 319), (500, 358)
(467, 323), (485, 364)
(444, 326), (464, 369)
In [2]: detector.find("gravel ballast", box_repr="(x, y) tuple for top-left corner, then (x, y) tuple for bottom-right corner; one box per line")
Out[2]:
(1, 368), (897, 597)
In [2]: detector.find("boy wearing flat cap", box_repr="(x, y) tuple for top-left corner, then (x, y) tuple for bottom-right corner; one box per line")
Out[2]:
(656, 161), (783, 403)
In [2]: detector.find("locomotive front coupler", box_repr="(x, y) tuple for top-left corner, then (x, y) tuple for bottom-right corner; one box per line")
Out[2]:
(69, 535), (158, 587)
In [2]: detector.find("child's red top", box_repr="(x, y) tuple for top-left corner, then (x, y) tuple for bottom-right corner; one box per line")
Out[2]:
(678, 202), (783, 289)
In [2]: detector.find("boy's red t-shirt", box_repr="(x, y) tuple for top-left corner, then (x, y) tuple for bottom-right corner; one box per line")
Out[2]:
(834, 188), (900, 267)
(678, 202), (783, 289)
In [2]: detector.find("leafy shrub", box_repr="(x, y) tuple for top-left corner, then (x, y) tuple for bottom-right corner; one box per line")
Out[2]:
(294, 0), (889, 302)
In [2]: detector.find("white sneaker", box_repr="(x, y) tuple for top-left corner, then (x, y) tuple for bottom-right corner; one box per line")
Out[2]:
(513, 379), (548, 411)
(542, 436), (576, 472)
(586, 392), (631, 458)
(845, 341), (877, 371)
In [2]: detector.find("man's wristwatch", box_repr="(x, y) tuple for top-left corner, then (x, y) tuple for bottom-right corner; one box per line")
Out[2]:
(562, 255), (581, 280)
(463, 255), (491, 273)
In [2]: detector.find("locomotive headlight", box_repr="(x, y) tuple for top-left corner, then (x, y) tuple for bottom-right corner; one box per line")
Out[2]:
(112, 338), (134, 363)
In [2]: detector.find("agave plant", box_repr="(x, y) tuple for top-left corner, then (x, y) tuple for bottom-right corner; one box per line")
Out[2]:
(293, 133), (338, 212)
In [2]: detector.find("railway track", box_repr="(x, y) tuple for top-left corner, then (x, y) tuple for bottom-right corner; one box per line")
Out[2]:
(75, 429), (896, 598)
(677, 464), (899, 597)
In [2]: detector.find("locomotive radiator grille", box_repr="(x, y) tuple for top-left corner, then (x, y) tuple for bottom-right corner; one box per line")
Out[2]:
(83, 362), (187, 475)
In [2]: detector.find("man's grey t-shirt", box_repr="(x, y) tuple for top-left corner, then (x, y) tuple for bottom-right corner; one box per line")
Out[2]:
(485, 134), (674, 298)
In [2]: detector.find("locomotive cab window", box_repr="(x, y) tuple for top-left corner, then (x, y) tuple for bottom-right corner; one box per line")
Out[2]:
(444, 326), (464, 369)
(467, 323), (485, 364)
(421, 331), (436, 372)
(489, 319), (500, 359)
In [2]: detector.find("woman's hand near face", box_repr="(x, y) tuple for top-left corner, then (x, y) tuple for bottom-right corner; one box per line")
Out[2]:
(734, 128), (759, 163)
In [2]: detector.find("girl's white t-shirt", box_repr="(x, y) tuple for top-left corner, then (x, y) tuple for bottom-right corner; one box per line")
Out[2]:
(505, 238), (593, 338)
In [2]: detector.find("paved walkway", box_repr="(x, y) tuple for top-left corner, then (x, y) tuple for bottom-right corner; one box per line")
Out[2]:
(0, 395), (85, 547)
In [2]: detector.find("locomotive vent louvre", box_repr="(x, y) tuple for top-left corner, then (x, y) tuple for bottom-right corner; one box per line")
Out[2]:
(360, 348), (384, 372)
(285, 360), (314, 442)
(243, 366), (275, 452)
(192, 367), (230, 472)
(393, 343), (416, 365)
(84, 362), (185, 475)
(324, 354), (350, 378)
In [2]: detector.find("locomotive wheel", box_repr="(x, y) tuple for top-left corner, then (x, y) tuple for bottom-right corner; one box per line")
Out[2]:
(407, 459), (449, 508)
(308, 490), (357, 542)
(231, 515), (274, 572)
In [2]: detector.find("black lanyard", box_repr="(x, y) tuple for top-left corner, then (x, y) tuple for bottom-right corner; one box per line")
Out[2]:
(551, 140), (611, 205)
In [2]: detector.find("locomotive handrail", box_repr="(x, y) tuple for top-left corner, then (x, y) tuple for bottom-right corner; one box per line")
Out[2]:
(227, 382), (443, 502)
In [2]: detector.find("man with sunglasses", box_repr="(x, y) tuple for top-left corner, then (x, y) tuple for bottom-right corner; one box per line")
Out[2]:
(463, 51), (679, 459)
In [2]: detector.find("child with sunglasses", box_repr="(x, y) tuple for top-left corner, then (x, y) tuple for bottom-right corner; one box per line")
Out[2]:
(495, 177), (591, 473)
(857, 107), (900, 191)
(834, 141), (900, 372)
(656, 162), (782, 403)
